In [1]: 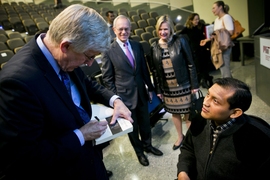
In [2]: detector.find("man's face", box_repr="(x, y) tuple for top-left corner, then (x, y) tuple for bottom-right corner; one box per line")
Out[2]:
(108, 13), (115, 24)
(113, 17), (130, 43)
(201, 84), (235, 125)
(57, 42), (100, 72)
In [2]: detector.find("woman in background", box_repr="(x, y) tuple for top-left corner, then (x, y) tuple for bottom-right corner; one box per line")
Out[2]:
(150, 15), (199, 150)
(200, 1), (234, 78)
(181, 13), (213, 88)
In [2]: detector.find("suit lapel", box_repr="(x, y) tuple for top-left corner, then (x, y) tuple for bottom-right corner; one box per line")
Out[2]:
(112, 41), (135, 69)
(33, 42), (85, 125)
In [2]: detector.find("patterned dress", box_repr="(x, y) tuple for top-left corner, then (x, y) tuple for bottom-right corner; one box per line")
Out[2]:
(159, 43), (191, 114)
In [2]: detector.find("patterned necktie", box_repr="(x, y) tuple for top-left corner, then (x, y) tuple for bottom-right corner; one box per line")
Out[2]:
(124, 42), (134, 68)
(59, 70), (90, 124)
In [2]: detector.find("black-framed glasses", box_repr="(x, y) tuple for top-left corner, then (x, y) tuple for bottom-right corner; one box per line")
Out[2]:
(83, 52), (95, 61)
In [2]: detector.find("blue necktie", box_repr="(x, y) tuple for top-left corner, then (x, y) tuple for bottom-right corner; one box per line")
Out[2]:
(59, 70), (90, 124)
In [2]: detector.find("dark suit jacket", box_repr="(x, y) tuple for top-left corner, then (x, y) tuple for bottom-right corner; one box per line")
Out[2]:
(0, 35), (114, 180)
(101, 40), (154, 110)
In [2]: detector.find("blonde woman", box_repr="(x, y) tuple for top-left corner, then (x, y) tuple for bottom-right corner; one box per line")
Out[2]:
(150, 15), (199, 150)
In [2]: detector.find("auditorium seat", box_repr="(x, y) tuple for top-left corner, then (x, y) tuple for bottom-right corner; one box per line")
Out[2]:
(141, 32), (153, 43)
(145, 26), (155, 34)
(136, 9), (146, 15)
(134, 28), (145, 39)
(0, 42), (9, 51)
(128, 10), (137, 18)
(146, 17), (156, 27)
(7, 31), (23, 39)
(131, 15), (141, 23)
(0, 34), (8, 43)
(140, 40), (150, 56)
(149, 11), (159, 19)
(130, 35), (141, 42)
(149, 37), (159, 45)
(6, 38), (25, 53)
(140, 12), (150, 21)
(0, 49), (14, 68)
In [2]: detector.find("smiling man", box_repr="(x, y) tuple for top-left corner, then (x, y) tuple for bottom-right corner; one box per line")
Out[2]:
(101, 15), (163, 166)
(176, 77), (270, 180)
(0, 4), (132, 180)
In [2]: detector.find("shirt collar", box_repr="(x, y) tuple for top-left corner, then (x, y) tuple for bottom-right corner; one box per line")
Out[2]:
(210, 118), (236, 132)
(36, 33), (61, 75)
(116, 38), (130, 47)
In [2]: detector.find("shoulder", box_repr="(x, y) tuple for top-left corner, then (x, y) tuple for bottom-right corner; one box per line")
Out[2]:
(189, 114), (208, 136)
(223, 14), (232, 20)
(245, 114), (270, 137)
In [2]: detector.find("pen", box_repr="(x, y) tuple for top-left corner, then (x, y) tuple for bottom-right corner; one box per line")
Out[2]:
(94, 116), (100, 121)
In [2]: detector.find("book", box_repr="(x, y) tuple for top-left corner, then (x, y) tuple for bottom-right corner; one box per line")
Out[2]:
(94, 116), (133, 145)
(205, 24), (214, 39)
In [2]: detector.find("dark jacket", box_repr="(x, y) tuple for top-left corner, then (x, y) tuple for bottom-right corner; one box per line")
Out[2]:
(149, 34), (199, 94)
(177, 113), (270, 180)
(0, 35), (114, 180)
(101, 40), (154, 110)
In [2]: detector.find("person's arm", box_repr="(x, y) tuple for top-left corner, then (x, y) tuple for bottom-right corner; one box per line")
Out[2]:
(200, 38), (211, 46)
(178, 171), (190, 180)
(110, 98), (133, 125)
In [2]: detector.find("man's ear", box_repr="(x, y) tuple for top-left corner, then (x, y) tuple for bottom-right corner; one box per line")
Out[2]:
(230, 108), (243, 119)
(59, 41), (71, 53)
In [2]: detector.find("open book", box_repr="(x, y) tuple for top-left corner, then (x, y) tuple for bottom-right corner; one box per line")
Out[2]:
(94, 116), (133, 145)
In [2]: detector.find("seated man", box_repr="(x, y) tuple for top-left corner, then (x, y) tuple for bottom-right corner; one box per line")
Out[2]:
(177, 77), (270, 180)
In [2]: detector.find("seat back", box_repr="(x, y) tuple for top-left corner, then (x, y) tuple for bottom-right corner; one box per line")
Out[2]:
(131, 15), (141, 23)
(141, 32), (153, 43)
(137, 19), (148, 29)
(134, 28), (145, 38)
(140, 12), (150, 20)
(6, 38), (25, 52)
(130, 35), (141, 42)
(7, 32), (22, 39)
(0, 34), (8, 43)
(0, 42), (9, 51)
(80, 59), (103, 85)
(140, 40), (151, 56)
(149, 37), (159, 45)
(0, 49), (14, 65)
(146, 18), (156, 27)
(149, 11), (159, 19)
(145, 26), (155, 34)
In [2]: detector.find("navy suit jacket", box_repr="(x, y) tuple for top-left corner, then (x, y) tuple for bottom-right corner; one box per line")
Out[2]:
(101, 40), (154, 110)
(0, 35), (114, 180)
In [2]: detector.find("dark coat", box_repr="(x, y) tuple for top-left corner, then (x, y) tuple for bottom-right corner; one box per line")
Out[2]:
(177, 113), (270, 180)
(0, 35), (114, 180)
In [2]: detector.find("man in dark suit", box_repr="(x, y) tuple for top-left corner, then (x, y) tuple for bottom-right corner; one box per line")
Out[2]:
(101, 15), (163, 166)
(0, 5), (132, 180)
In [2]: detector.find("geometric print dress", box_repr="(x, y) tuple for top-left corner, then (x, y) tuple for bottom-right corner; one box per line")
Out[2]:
(159, 44), (192, 114)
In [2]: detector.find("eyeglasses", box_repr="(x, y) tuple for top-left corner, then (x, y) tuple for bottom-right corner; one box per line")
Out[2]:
(116, 28), (130, 32)
(83, 52), (95, 61)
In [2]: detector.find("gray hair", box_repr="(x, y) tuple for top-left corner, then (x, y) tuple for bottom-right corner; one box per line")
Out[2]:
(113, 15), (131, 28)
(47, 4), (111, 53)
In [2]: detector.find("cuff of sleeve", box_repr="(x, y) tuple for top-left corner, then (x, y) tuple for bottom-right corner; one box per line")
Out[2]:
(109, 95), (121, 107)
(74, 129), (85, 146)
